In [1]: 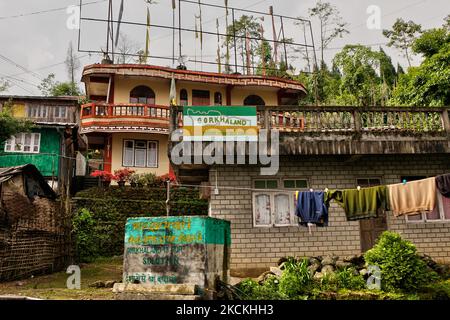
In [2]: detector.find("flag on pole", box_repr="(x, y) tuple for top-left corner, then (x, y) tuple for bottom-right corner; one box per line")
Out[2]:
(114, 0), (124, 47)
(169, 74), (177, 106)
(144, 7), (150, 64)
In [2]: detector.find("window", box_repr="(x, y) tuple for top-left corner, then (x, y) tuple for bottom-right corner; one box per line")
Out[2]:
(192, 90), (210, 106)
(402, 176), (450, 223)
(244, 95), (265, 106)
(180, 89), (188, 106)
(129, 86), (155, 104)
(252, 178), (308, 227)
(214, 92), (223, 106)
(4, 133), (40, 153)
(356, 178), (382, 187)
(27, 105), (48, 118)
(54, 106), (67, 119)
(122, 139), (158, 168)
(284, 179), (308, 189)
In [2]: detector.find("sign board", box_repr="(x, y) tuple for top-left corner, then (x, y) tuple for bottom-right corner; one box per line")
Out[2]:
(123, 216), (231, 290)
(182, 106), (258, 141)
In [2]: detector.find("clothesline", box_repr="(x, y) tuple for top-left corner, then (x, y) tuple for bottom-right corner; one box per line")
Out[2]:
(294, 173), (450, 232)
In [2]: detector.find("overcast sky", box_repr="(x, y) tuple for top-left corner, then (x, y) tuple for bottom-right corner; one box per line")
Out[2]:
(0, 0), (448, 96)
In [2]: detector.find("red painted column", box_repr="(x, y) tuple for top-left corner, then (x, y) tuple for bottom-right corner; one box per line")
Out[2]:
(104, 134), (113, 173)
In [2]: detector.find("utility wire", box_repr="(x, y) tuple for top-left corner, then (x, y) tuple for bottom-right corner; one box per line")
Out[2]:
(0, 0), (108, 20)
(0, 53), (43, 81)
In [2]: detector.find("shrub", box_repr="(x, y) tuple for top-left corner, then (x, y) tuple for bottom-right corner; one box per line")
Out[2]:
(278, 257), (313, 298)
(90, 170), (114, 182)
(335, 267), (366, 290)
(364, 231), (439, 292)
(72, 208), (97, 262)
(113, 168), (135, 183)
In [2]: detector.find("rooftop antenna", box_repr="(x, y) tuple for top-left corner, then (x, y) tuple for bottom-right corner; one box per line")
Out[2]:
(269, 6), (278, 67)
(224, 0), (230, 73)
(172, 0), (176, 66)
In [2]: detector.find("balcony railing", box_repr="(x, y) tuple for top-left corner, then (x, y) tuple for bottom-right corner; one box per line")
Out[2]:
(170, 105), (450, 134)
(80, 103), (170, 133)
(81, 103), (170, 120)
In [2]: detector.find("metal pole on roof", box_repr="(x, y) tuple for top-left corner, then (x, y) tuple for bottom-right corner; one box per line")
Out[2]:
(231, 8), (237, 73)
(280, 16), (288, 68)
(178, 0), (182, 59)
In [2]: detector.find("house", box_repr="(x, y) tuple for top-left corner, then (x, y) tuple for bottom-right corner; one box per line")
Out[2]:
(169, 102), (450, 277)
(79, 63), (306, 180)
(0, 96), (83, 192)
(0, 164), (69, 281)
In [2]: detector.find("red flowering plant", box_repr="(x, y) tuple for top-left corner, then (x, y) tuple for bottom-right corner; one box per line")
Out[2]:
(90, 170), (114, 182)
(112, 168), (136, 183)
(155, 172), (177, 187)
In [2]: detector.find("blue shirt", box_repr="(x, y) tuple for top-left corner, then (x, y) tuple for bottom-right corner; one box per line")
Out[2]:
(295, 191), (329, 227)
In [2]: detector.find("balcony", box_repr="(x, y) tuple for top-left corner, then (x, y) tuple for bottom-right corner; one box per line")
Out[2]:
(169, 105), (450, 156)
(80, 103), (170, 134)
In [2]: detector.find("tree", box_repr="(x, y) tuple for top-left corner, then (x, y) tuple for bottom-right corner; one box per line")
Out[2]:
(38, 74), (82, 97)
(332, 45), (383, 106)
(0, 80), (8, 93)
(65, 42), (81, 95)
(0, 99), (33, 144)
(379, 47), (397, 88)
(444, 14), (450, 31)
(224, 15), (261, 74)
(308, 1), (349, 67)
(115, 34), (139, 64)
(390, 26), (450, 106)
(383, 19), (422, 67)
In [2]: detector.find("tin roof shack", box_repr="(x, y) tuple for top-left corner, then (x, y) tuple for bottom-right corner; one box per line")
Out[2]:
(0, 165), (70, 282)
(168, 105), (450, 277)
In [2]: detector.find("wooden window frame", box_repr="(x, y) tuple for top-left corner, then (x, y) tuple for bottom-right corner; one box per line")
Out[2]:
(122, 139), (159, 168)
(4, 133), (40, 154)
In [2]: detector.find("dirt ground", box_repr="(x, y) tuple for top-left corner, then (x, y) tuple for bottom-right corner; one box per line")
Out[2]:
(0, 257), (123, 300)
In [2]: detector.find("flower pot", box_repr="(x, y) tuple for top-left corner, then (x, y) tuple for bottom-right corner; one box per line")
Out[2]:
(102, 181), (111, 188)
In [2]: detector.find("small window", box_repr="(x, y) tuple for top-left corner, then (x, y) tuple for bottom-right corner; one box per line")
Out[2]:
(180, 89), (188, 106)
(130, 86), (155, 104)
(356, 178), (382, 187)
(284, 179), (308, 189)
(254, 180), (278, 189)
(122, 139), (159, 168)
(4, 133), (41, 154)
(27, 105), (48, 118)
(214, 92), (223, 106)
(254, 193), (271, 227)
(253, 191), (297, 227)
(244, 95), (265, 106)
(54, 106), (67, 118)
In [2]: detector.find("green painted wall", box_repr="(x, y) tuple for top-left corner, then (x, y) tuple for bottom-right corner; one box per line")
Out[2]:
(0, 128), (61, 177)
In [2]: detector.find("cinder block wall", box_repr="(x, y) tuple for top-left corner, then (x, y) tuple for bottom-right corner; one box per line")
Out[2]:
(209, 154), (450, 276)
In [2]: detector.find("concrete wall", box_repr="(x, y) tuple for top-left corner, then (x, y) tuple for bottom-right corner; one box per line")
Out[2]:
(111, 132), (169, 176)
(208, 154), (450, 276)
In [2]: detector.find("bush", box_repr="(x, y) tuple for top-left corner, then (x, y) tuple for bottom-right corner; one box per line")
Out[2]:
(335, 267), (366, 290)
(278, 257), (313, 298)
(236, 277), (286, 300)
(364, 231), (439, 292)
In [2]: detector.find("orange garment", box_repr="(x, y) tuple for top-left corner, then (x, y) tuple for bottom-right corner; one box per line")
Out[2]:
(388, 177), (437, 216)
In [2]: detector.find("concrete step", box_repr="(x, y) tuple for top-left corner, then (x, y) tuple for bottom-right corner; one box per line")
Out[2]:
(116, 292), (202, 300)
(113, 283), (198, 295)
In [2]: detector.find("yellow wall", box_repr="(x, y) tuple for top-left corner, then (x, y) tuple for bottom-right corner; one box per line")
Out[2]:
(12, 103), (26, 118)
(112, 76), (278, 106)
(111, 132), (169, 176)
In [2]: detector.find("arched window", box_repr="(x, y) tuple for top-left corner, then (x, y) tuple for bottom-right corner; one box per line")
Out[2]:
(180, 89), (188, 106)
(129, 86), (155, 104)
(214, 92), (223, 106)
(244, 95), (265, 106)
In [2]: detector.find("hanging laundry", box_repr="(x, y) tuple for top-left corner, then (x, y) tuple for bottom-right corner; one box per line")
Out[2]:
(295, 191), (329, 227)
(327, 186), (389, 221)
(388, 177), (436, 216)
(436, 173), (450, 198)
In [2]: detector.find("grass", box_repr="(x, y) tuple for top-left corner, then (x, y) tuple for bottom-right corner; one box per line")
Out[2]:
(0, 257), (123, 300)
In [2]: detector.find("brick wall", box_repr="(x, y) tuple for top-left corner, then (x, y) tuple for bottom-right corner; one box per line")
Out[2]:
(209, 154), (450, 276)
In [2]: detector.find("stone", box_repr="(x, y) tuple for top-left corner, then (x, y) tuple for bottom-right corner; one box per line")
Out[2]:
(309, 257), (321, 266)
(335, 261), (352, 269)
(89, 280), (106, 288)
(277, 257), (288, 266)
(359, 268), (368, 276)
(278, 262), (286, 270)
(321, 255), (338, 267)
(308, 264), (320, 274)
(256, 271), (275, 284)
(313, 272), (324, 280)
(321, 265), (335, 275)
(104, 280), (117, 288)
(344, 255), (365, 266)
(269, 267), (283, 277)
(15, 281), (24, 287)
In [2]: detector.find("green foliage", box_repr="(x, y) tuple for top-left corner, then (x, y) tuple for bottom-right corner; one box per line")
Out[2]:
(72, 186), (208, 262)
(38, 73), (81, 97)
(236, 277), (286, 300)
(390, 26), (450, 106)
(0, 99), (34, 143)
(335, 267), (366, 290)
(278, 257), (313, 298)
(383, 18), (422, 66)
(364, 231), (439, 292)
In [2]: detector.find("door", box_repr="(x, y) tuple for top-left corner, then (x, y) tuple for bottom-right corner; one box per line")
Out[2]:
(357, 178), (388, 252)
